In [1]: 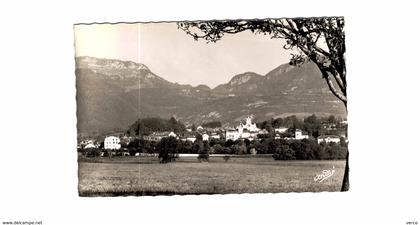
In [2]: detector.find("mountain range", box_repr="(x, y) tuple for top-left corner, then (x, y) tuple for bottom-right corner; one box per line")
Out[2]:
(76, 56), (346, 136)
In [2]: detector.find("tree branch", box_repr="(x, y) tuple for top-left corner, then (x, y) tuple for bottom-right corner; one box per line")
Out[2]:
(324, 73), (347, 104)
(178, 17), (347, 107)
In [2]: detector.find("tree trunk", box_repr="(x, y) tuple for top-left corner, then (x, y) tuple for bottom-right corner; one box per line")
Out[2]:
(341, 151), (349, 191)
(314, 63), (349, 192)
(341, 101), (349, 191)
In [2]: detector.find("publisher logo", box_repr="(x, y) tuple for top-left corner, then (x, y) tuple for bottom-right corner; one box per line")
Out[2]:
(314, 166), (335, 183)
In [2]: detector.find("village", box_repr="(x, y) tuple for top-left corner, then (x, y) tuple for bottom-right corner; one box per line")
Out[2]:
(78, 115), (348, 159)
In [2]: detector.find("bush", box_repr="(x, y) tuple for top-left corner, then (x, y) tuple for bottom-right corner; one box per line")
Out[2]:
(233, 140), (247, 154)
(198, 141), (210, 162)
(85, 148), (101, 157)
(223, 147), (232, 154)
(325, 143), (347, 160)
(192, 139), (203, 154)
(213, 144), (224, 154)
(128, 148), (137, 156)
(273, 145), (296, 160)
(231, 143), (247, 155)
(158, 137), (179, 163)
(313, 144), (326, 160)
(256, 139), (271, 154)
(224, 139), (235, 148)
(180, 140), (193, 153)
(102, 150), (112, 158)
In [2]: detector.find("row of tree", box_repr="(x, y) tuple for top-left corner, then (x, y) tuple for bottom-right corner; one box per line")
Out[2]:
(126, 117), (224, 137)
(257, 114), (347, 138)
(80, 136), (347, 162)
(272, 139), (347, 160)
(148, 137), (347, 162)
(126, 117), (186, 136)
(201, 121), (222, 129)
(123, 114), (346, 143)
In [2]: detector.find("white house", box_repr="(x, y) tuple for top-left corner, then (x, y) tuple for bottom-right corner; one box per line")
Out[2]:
(274, 127), (288, 133)
(79, 139), (97, 148)
(83, 143), (96, 149)
(104, 136), (121, 150)
(186, 137), (196, 142)
(295, 129), (309, 140)
(210, 133), (220, 139)
(202, 133), (209, 141)
(317, 135), (341, 144)
(225, 129), (241, 141)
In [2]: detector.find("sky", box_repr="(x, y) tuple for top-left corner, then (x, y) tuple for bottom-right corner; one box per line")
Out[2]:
(74, 22), (294, 88)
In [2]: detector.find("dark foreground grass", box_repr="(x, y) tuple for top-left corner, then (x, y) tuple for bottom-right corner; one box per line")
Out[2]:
(78, 156), (345, 196)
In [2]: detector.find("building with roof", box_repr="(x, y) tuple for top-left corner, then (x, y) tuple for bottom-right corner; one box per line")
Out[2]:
(274, 127), (288, 133)
(238, 115), (260, 133)
(210, 133), (221, 139)
(295, 129), (309, 140)
(186, 137), (196, 142)
(225, 115), (260, 141)
(317, 135), (341, 144)
(104, 136), (121, 150)
(225, 129), (241, 141)
(144, 131), (177, 142)
(83, 143), (97, 149)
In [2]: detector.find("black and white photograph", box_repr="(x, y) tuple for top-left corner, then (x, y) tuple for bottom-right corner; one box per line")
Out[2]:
(75, 18), (349, 196)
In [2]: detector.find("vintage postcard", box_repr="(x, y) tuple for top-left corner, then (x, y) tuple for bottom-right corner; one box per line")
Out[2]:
(74, 17), (348, 196)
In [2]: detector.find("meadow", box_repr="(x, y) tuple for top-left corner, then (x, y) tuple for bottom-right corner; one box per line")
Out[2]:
(78, 156), (345, 196)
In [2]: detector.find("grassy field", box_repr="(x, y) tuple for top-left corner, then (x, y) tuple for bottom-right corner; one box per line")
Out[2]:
(78, 156), (345, 196)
